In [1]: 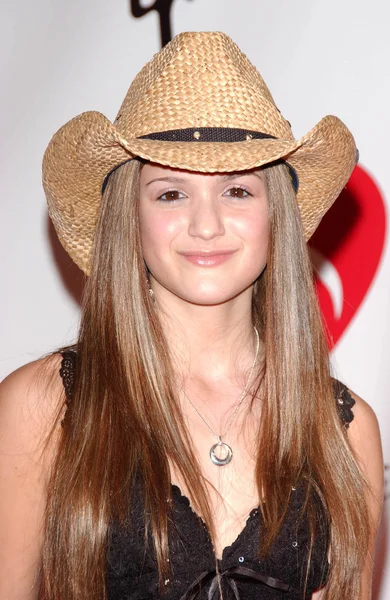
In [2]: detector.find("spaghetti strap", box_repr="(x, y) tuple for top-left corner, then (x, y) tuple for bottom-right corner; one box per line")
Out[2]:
(332, 379), (356, 428)
(59, 349), (77, 426)
(58, 351), (355, 429)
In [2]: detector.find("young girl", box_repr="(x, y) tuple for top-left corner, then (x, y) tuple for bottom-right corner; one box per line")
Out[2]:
(0, 31), (383, 600)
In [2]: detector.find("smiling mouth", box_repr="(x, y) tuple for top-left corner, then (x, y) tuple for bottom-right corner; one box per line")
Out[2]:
(179, 249), (238, 267)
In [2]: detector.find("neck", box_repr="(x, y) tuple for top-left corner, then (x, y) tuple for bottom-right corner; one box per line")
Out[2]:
(153, 284), (260, 389)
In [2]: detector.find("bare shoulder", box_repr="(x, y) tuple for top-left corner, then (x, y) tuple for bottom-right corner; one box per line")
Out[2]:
(347, 390), (383, 468)
(346, 390), (384, 598)
(0, 353), (65, 468)
(347, 389), (384, 520)
(0, 354), (65, 598)
(1, 353), (63, 392)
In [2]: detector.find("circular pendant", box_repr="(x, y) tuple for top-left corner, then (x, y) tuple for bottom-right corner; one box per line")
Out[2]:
(210, 441), (233, 466)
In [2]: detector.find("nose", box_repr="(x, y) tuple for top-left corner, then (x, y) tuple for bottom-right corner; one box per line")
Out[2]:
(187, 193), (225, 241)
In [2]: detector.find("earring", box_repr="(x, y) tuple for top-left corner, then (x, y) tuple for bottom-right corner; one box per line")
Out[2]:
(147, 277), (155, 300)
(145, 265), (155, 301)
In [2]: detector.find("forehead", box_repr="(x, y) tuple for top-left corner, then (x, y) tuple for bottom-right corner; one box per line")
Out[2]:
(139, 163), (265, 185)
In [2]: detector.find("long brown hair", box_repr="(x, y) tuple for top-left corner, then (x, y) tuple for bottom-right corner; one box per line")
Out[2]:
(41, 159), (370, 599)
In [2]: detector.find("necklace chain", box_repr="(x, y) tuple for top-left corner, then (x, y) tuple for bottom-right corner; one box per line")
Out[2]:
(183, 327), (260, 442)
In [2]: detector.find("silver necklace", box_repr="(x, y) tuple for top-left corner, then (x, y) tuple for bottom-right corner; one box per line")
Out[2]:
(183, 327), (260, 467)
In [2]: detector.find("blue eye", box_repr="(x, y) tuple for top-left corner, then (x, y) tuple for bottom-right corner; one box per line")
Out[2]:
(225, 187), (251, 198)
(158, 190), (186, 202)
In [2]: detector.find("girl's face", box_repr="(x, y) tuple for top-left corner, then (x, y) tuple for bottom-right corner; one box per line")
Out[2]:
(139, 163), (269, 306)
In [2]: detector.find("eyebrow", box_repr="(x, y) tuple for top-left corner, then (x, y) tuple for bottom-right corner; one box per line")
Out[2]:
(145, 176), (190, 187)
(144, 172), (263, 186)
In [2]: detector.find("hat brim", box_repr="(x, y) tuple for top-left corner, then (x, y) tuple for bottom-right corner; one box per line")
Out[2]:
(43, 111), (356, 274)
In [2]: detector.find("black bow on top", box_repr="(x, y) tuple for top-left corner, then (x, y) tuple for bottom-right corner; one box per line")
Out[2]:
(179, 564), (292, 600)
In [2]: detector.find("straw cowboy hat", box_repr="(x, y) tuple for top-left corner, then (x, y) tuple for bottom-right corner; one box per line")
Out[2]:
(42, 31), (358, 275)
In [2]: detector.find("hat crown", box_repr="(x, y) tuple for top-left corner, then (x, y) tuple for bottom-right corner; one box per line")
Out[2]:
(114, 31), (293, 140)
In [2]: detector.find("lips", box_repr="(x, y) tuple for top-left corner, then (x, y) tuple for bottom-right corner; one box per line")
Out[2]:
(179, 249), (238, 266)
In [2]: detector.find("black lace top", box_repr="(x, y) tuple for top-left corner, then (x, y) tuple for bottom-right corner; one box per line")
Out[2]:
(59, 351), (355, 600)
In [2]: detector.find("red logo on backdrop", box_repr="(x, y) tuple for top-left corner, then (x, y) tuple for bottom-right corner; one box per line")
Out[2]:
(309, 165), (386, 348)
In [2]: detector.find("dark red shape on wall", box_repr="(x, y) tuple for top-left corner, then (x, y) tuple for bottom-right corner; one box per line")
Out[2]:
(310, 165), (387, 348)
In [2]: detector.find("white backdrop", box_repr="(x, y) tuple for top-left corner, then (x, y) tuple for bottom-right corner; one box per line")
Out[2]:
(1, 0), (389, 596)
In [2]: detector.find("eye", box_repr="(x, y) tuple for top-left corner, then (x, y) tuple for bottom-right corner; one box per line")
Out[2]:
(157, 190), (186, 202)
(224, 186), (251, 199)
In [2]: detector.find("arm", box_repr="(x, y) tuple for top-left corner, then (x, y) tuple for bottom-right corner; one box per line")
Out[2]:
(312, 391), (384, 600)
(0, 356), (63, 600)
(348, 391), (384, 599)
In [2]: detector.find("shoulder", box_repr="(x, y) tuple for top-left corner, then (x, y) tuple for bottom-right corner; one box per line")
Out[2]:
(0, 356), (65, 597)
(0, 354), (65, 468)
(346, 389), (384, 480)
(345, 390), (384, 594)
(0, 353), (64, 409)
(346, 389), (384, 528)
(347, 390), (383, 460)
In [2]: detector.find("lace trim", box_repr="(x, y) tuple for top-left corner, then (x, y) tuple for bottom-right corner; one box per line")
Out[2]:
(171, 483), (260, 562)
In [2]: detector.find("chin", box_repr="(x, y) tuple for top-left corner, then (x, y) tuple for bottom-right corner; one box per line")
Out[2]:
(178, 287), (248, 306)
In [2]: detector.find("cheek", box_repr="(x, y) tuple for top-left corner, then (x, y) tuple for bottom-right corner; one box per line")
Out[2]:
(232, 210), (269, 255)
(139, 207), (183, 264)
